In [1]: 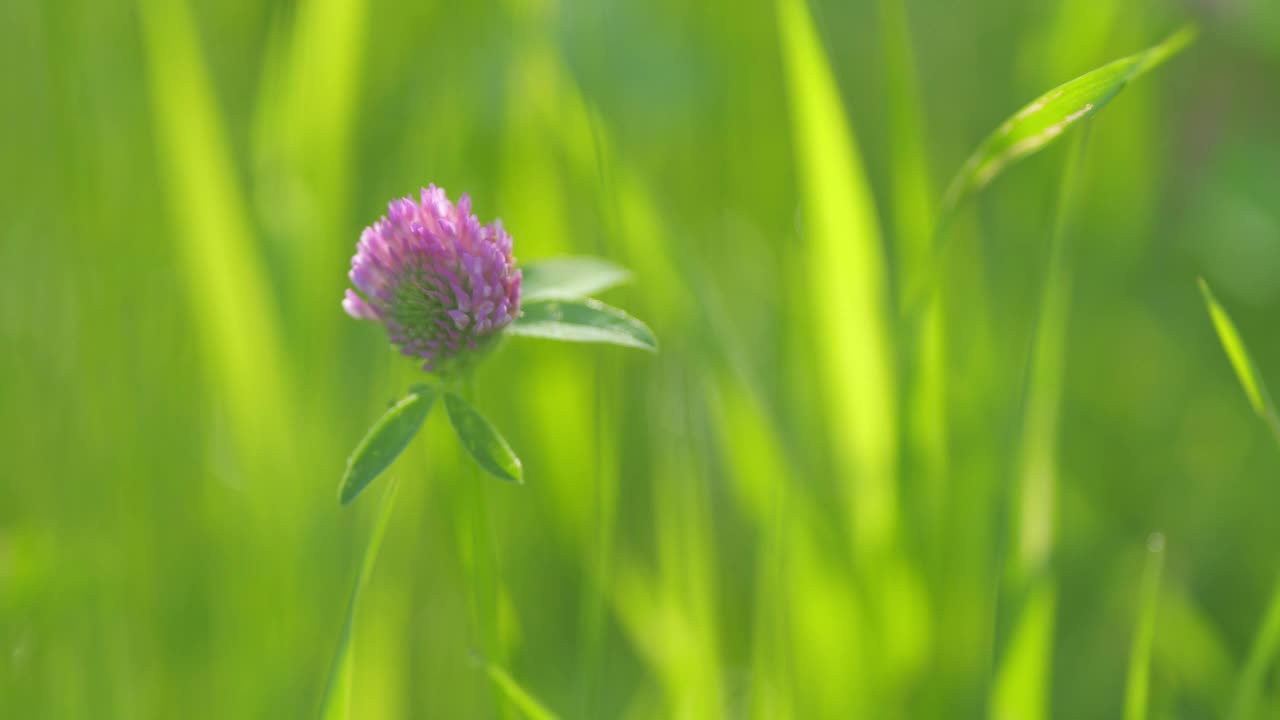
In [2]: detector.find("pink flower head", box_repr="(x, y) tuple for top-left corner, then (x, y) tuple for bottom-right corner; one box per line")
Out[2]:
(344, 185), (521, 372)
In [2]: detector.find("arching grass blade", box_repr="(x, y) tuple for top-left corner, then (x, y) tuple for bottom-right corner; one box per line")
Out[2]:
(938, 25), (1196, 228)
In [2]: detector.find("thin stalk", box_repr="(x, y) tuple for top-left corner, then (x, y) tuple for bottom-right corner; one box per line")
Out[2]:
(459, 377), (511, 717)
(318, 476), (400, 720)
(577, 108), (623, 719)
(576, 357), (616, 717)
(1231, 577), (1280, 719)
(987, 123), (1092, 719)
(1124, 533), (1166, 720)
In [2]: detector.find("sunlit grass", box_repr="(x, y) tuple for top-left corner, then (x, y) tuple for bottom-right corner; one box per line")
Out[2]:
(11, 0), (1280, 718)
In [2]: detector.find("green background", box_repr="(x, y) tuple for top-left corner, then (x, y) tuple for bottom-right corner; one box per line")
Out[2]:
(4, 0), (1280, 717)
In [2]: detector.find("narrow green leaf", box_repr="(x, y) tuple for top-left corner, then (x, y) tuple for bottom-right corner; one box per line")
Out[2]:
(1232, 577), (1280, 720)
(137, 0), (295, 468)
(483, 662), (562, 720)
(938, 25), (1195, 225)
(444, 392), (523, 483)
(521, 256), (631, 302)
(509, 299), (658, 352)
(1205, 277), (1280, 719)
(339, 385), (436, 505)
(319, 477), (400, 720)
(1124, 533), (1166, 720)
(777, 0), (898, 552)
(1199, 278), (1280, 431)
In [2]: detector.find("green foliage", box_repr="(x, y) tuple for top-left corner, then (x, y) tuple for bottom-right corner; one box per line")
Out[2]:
(12, 0), (1280, 717)
(510, 299), (658, 352)
(339, 385), (436, 505)
(320, 478), (401, 720)
(1199, 278), (1280, 437)
(938, 26), (1196, 226)
(1124, 534), (1166, 720)
(444, 392), (523, 484)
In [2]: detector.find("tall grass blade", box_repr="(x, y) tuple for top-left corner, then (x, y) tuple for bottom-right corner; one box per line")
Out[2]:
(1231, 580), (1280, 720)
(319, 477), (401, 720)
(135, 0), (293, 469)
(992, 121), (1092, 720)
(938, 25), (1196, 229)
(1124, 533), (1166, 720)
(1204, 283), (1280, 717)
(256, 0), (367, 354)
(878, 0), (936, 288)
(991, 581), (1056, 720)
(777, 0), (898, 552)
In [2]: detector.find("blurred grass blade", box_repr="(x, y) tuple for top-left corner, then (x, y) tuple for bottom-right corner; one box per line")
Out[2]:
(991, 580), (1056, 720)
(1124, 533), (1166, 720)
(510, 299), (657, 352)
(136, 0), (293, 468)
(521, 257), (631, 302)
(938, 25), (1195, 226)
(1198, 278), (1280, 440)
(879, 0), (950, 565)
(339, 385), (436, 505)
(320, 477), (400, 720)
(1231, 578), (1280, 720)
(777, 0), (898, 552)
(444, 392), (523, 483)
(483, 662), (562, 720)
(1209, 274), (1280, 717)
(992, 119), (1092, 720)
(878, 0), (935, 286)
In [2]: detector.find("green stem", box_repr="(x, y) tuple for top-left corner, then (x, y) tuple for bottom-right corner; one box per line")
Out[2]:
(1231, 577), (1280, 719)
(1230, 398), (1280, 720)
(318, 477), (400, 720)
(459, 377), (510, 716)
(987, 123), (1092, 719)
(1124, 533), (1166, 720)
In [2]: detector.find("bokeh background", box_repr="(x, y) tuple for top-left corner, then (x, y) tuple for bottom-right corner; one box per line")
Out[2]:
(4, 0), (1280, 717)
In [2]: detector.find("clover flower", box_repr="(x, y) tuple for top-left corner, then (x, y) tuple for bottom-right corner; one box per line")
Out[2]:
(343, 185), (521, 373)
(340, 184), (655, 504)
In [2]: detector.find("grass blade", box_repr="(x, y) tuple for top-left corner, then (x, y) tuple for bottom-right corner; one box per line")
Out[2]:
(319, 477), (401, 720)
(521, 257), (631, 302)
(339, 385), (436, 505)
(938, 25), (1196, 227)
(1231, 579), (1280, 720)
(992, 120), (1093, 720)
(483, 662), (562, 720)
(136, 0), (293, 468)
(878, 0), (935, 286)
(444, 392), (523, 483)
(1198, 278), (1280, 442)
(510, 299), (658, 352)
(1124, 533), (1166, 720)
(777, 0), (898, 552)
(1204, 278), (1280, 717)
